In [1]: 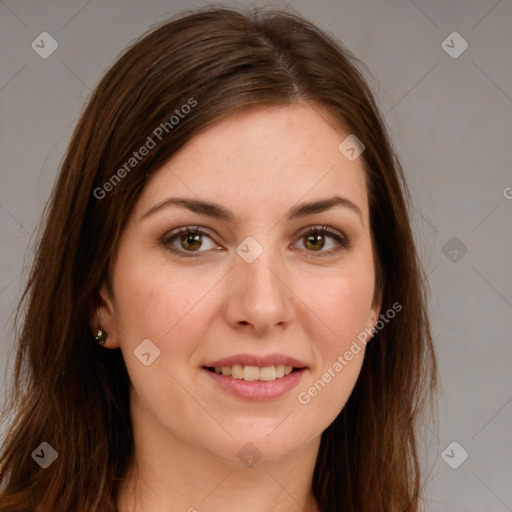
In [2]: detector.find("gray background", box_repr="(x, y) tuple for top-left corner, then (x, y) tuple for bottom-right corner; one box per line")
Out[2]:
(1, 0), (511, 510)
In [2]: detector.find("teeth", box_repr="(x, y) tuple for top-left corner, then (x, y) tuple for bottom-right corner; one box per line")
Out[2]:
(231, 364), (243, 379)
(259, 366), (276, 381)
(243, 365), (260, 381)
(211, 364), (297, 381)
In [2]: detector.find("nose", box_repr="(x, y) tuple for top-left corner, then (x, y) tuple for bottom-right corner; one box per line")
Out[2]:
(224, 243), (295, 334)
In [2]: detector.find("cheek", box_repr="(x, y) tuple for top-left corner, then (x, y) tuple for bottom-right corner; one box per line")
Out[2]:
(310, 264), (376, 343)
(111, 257), (212, 411)
(295, 276), (372, 424)
(294, 250), (375, 414)
(112, 253), (210, 343)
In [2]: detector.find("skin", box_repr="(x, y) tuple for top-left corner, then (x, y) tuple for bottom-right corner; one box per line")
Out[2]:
(92, 102), (382, 512)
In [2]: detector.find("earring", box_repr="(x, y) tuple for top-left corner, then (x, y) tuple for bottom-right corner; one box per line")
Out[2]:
(95, 329), (107, 346)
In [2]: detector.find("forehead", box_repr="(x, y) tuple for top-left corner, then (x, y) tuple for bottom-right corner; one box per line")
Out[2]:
(134, 103), (369, 223)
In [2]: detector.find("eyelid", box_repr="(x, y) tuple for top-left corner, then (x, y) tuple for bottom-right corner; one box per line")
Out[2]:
(160, 224), (350, 258)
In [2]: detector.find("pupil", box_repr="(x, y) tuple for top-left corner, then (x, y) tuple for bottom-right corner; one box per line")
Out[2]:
(306, 234), (323, 251)
(182, 234), (201, 250)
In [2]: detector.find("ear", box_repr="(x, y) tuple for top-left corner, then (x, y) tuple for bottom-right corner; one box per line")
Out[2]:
(89, 282), (120, 348)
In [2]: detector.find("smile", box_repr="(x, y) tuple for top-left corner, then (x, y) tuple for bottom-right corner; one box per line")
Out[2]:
(202, 353), (308, 400)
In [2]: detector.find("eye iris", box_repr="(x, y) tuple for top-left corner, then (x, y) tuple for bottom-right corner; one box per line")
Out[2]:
(181, 233), (202, 251)
(304, 233), (324, 251)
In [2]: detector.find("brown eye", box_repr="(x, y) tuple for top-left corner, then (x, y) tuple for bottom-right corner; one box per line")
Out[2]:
(295, 226), (350, 256)
(303, 233), (326, 251)
(160, 225), (350, 259)
(179, 232), (203, 251)
(161, 226), (218, 257)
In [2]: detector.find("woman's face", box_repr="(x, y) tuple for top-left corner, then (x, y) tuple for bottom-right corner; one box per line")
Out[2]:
(96, 103), (381, 465)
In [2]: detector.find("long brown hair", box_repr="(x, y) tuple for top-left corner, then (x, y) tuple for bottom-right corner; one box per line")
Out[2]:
(0, 6), (437, 511)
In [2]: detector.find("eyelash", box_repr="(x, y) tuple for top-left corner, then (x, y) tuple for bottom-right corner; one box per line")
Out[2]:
(160, 225), (351, 258)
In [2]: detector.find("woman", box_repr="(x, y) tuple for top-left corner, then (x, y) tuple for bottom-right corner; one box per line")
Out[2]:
(0, 6), (437, 511)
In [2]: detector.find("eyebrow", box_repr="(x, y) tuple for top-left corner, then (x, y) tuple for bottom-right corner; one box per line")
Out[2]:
(140, 195), (363, 224)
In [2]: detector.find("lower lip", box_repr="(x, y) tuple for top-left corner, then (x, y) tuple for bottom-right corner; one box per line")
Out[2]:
(202, 368), (306, 401)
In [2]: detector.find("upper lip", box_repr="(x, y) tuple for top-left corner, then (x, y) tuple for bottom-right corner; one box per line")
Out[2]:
(203, 353), (307, 369)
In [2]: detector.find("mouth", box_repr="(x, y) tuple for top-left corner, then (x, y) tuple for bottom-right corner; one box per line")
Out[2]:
(201, 355), (307, 400)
